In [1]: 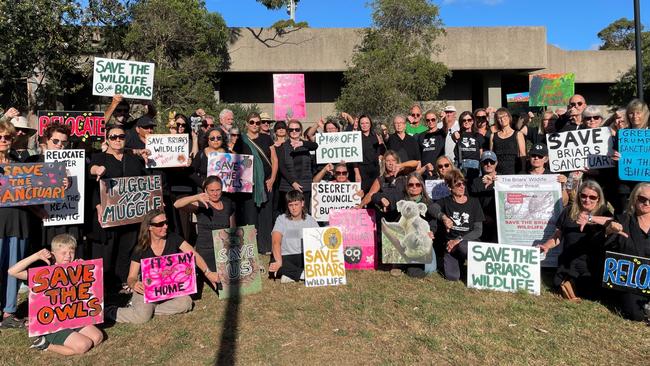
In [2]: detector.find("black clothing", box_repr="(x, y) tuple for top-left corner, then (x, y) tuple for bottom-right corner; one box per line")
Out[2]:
(386, 133), (420, 163)
(417, 130), (446, 168)
(194, 197), (235, 271)
(492, 131), (519, 175)
(130, 232), (184, 262)
(359, 132), (385, 193)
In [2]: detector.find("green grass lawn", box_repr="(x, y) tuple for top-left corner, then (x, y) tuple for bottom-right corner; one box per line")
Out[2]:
(1, 266), (648, 365)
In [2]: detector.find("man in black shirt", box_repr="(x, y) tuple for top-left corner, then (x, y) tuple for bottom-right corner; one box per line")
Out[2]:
(556, 94), (587, 132)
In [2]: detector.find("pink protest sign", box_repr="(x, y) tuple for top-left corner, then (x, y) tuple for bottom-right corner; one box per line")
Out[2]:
(27, 259), (104, 337)
(329, 209), (377, 270)
(273, 73), (306, 120)
(206, 152), (254, 193)
(141, 252), (197, 303)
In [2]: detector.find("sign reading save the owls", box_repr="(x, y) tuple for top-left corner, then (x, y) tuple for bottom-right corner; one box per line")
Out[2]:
(302, 227), (347, 287)
(381, 200), (434, 264)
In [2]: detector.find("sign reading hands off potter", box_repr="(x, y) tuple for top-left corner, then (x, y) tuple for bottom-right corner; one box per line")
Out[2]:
(468, 242), (541, 295)
(315, 131), (362, 164)
(93, 57), (154, 100)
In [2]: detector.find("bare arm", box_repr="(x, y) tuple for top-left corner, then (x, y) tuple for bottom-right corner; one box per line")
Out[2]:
(268, 231), (283, 274)
(359, 178), (380, 207)
(179, 241), (219, 284)
(313, 163), (333, 183)
(8, 249), (52, 280)
(104, 94), (123, 121)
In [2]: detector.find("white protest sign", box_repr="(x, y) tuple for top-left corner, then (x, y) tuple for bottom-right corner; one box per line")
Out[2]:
(303, 227), (347, 287)
(145, 134), (190, 168)
(468, 241), (541, 295)
(92, 57), (154, 100)
(310, 182), (362, 222)
(44, 149), (85, 226)
(546, 127), (614, 172)
(424, 179), (450, 200)
(315, 131), (362, 164)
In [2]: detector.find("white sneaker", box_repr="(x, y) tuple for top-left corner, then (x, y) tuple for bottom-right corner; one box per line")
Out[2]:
(18, 282), (29, 294)
(299, 271), (305, 280)
(280, 275), (295, 283)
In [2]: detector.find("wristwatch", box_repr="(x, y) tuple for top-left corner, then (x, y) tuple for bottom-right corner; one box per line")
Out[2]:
(588, 213), (593, 223)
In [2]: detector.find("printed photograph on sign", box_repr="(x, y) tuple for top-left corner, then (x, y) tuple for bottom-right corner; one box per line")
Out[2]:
(28, 259), (104, 337)
(213, 225), (262, 299)
(37, 111), (105, 140)
(303, 227), (347, 287)
(546, 127), (614, 172)
(92, 57), (155, 100)
(381, 200), (434, 264)
(141, 252), (197, 303)
(310, 182), (362, 222)
(0, 162), (66, 208)
(273, 73), (306, 120)
(146, 134), (190, 168)
(99, 175), (163, 228)
(44, 150), (85, 226)
(315, 131), (363, 164)
(602, 252), (650, 295)
(206, 153), (254, 193)
(425, 179), (451, 201)
(329, 208), (377, 270)
(528, 73), (575, 107)
(617, 129), (650, 182)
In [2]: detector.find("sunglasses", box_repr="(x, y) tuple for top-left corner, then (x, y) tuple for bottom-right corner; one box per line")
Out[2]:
(461, 118), (473, 122)
(425, 118), (437, 122)
(530, 155), (544, 160)
(202, 123), (215, 128)
(288, 127), (301, 133)
(453, 181), (466, 187)
(437, 163), (450, 169)
(50, 138), (68, 146)
(209, 136), (223, 141)
(0, 134), (14, 142)
(108, 134), (126, 141)
(584, 116), (601, 121)
(230, 133), (240, 137)
(637, 195), (650, 205)
(410, 113), (421, 118)
(248, 120), (262, 126)
(149, 220), (168, 227)
(261, 121), (270, 124)
(482, 160), (496, 165)
(140, 125), (154, 130)
(569, 101), (584, 107)
(408, 182), (422, 188)
(335, 171), (348, 176)
(579, 193), (599, 201)
(177, 123), (187, 127)
(476, 115), (488, 119)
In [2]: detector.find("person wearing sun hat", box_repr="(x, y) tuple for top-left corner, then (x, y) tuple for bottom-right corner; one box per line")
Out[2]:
(259, 112), (273, 135)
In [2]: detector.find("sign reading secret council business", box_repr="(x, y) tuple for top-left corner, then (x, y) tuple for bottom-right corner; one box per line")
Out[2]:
(92, 57), (154, 100)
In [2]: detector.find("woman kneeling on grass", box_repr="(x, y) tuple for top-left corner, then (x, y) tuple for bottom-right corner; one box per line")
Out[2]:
(8, 234), (104, 355)
(106, 209), (219, 324)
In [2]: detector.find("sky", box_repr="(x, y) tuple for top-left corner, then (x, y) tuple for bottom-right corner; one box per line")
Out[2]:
(209, 0), (649, 51)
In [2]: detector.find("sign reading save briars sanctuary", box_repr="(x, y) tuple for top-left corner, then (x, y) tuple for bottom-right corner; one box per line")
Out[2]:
(92, 57), (154, 100)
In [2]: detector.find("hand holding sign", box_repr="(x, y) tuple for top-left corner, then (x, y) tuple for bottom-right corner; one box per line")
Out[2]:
(132, 281), (145, 295)
(205, 271), (220, 287)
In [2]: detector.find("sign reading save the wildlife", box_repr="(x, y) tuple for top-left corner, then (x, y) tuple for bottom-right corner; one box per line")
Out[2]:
(141, 252), (197, 303)
(329, 209), (376, 270)
(310, 182), (362, 222)
(145, 134), (190, 168)
(468, 241), (541, 295)
(44, 150), (85, 226)
(273, 73), (306, 120)
(0, 162), (66, 207)
(315, 131), (362, 164)
(303, 227), (347, 287)
(529, 73), (575, 107)
(617, 129), (650, 182)
(99, 175), (163, 228)
(206, 153), (254, 193)
(37, 111), (106, 139)
(546, 127), (614, 172)
(381, 200), (434, 264)
(213, 225), (262, 299)
(602, 251), (650, 295)
(27, 259), (104, 337)
(92, 57), (154, 100)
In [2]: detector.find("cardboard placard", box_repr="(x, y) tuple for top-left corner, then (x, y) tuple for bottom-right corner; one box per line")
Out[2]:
(529, 73), (575, 107)
(303, 227), (347, 287)
(206, 153), (254, 193)
(424, 179), (451, 200)
(213, 225), (262, 299)
(44, 150), (85, 226)
(315, 131), (363, 164)
(468, 241), (541, 295)
(546, 127), (614, 172)
(310, 182), (362, 222)
(618, 129), (650, 182)
(28, 259), (104, 337)
(92, 57), (154, 100)
(99, 175), (163, 228)
(37, 111), (106, 139)
(145, 134), (190, 168)
(329, 209), (377, 270)
(602, 251), (650, 295)
(0, 162), (66, 207)
(381, 200), (434, 264)
(273, 73), (306, 120)
(141, 252), (197, 303)
(506, 92), (530, 103)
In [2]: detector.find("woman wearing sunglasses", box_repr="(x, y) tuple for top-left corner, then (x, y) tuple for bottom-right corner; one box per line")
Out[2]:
(538, 180), (612, 301)
(189, 128), (230, 189)
(277, 119), (316, 214)
(89, 125), (148, 293)
(452, 111), (484, 180)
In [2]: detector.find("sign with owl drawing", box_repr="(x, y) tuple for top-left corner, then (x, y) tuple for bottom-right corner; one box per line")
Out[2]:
(302, 227), (347, 287)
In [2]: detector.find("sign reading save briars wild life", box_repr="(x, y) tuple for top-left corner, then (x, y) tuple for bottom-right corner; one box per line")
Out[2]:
(141, 252), (197, 303)
(546, 127), (614, 172)
(145, 134), (190, 168)
(315, 131), (363, 164)
(302, 227), (347, 287)
(213, 225), (262, 299)
(37, 111), (106, 140)
(44, 150), (85, 226)
(92, 57), (154, 100)
(602, 251), (650, 295)
(99, 175), (163, 228)
(0, 162), (66, 207)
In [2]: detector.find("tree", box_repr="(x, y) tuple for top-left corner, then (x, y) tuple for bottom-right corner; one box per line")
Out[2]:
(335, 0), (449, 119)
(598, 18), (638, 50)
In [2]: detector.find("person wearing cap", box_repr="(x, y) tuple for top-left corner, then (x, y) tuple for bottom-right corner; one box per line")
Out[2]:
(259, 112), (273, 135)
(125, 115), (155, 159)
(526, 143), (569, 206)
(440, 105), (460, 164)
(9, 115), (37, 162)
(104, 94), (157, 131)
(406, 104), (427, 136)
(468, 151), (499, 243)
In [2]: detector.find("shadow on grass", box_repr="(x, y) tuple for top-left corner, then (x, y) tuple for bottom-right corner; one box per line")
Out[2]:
(215, 261), (241, 366)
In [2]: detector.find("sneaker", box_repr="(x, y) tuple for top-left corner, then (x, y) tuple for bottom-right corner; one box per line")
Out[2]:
(1, 314), (26, 328)
(299, 271), (305, 280)
(18, 282), (29, 294)
(280, 275), (295, 283)
(390, 268), (403, 277)
(30, 336), (49, 351)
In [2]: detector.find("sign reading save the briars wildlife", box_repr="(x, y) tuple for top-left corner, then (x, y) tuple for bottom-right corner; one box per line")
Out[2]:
(37, 111), (106, 139)
(468, 241), (541, 295)
(329, 209), (376, 270)
(44, 150), (85, 226)
(381, 200), (434, 264)
(273, 73), (306, 120)
(529, 73), (575, 107)
(145, 134), (190, 168)
(141, 252), (197, 303)
(206, 153), (254, 193)
(303, 227), (347, 287)
(617, 129), (650, 182)
(546, 127), (614, 172)
(315, 131), (362, 164)
(28, 259), (104, 337)
(310, 182), (362, 222)
(213, 225), (262, 299)
(0, 162), (66, 208)
(602, 251), (650, 295)
(92, 57), (154, 100)
(99, 175), (163, 228)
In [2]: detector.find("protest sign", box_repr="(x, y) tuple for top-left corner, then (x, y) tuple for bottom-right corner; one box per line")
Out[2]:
(145, 134), (190, 168)
(0, 162), (66, 207)
(529, 73), (575, 107)
(495, 175), (563, 267)
(273, 73), (306, 120)
(617, 129), (650, 182)
(310, 182), (362, 222)
(468, 241), (541, 295)
(303, 227), (347, 287)
(99, 175), (163, 228)
(213, 225), (262, 299)
(381, 200), (434, 264)
(37, 111), (105, 139)
(206, 153), (254, 193)
(546, 127), (614, 172)
(141, 252), (197, 303)
(602, 251), (650, 295)
(44, 150), (85, 226)
(28, 259), (104, 337)
(315, 131), (363, 164)
(424, 179), (450, 200)
(329, 209), (376, 270)
(92, 57), (154, 100)
(506, 92), (530, 103)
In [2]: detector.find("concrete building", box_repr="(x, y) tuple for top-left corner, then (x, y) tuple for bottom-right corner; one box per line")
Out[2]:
(220, 26), (635, 120)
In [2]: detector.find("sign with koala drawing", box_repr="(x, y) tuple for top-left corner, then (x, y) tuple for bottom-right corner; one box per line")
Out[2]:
(302, 227), (347, 287)
(381, 200), (434, 264)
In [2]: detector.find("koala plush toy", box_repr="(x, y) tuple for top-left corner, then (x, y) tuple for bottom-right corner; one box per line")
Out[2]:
(382, 200), (433, 260)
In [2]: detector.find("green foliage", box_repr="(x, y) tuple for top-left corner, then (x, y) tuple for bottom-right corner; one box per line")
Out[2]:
(336, 0), (449, 119)
(256, 0), (300, 10)
(598, 18), (640, 50)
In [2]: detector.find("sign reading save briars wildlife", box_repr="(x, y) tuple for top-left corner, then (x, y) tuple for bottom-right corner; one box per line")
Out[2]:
(315, 131), (362, 164)
(92, 57), (154, 100)
(602, 251), (650, 295)
(141, 252), (197, 303)
(303, 227), (347, 287)
(27, 259), (104, 337)
(468, 241), (541, 295)
(206, 153), (254, 193)
(37, 111), (106, 139)
(329, 209), (376, 270)
(0, 162), (66, 208)
(546, 127), (614, 172)
(44, 150), (85, 226)
(145, 134), (190, 168)
(310, 182), (362, 222)
(213, 225), (262, 299)
(617, 129), (650, 182)
(99, 175), (163, 228)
